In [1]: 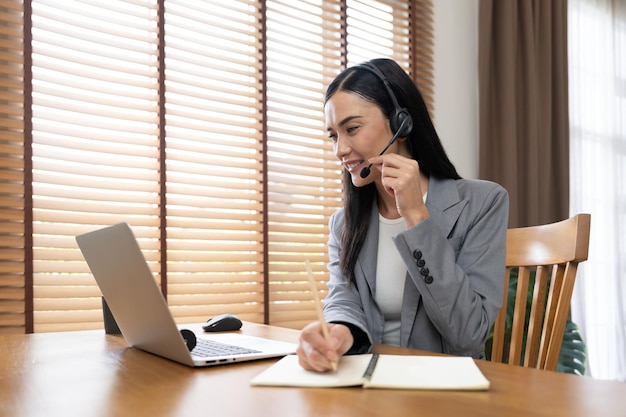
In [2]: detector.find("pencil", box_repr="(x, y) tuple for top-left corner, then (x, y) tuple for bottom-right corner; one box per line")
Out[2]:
(305, 260), (337, 372)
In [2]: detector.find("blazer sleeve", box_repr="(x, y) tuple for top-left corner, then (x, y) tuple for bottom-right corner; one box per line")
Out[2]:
(393, 180), (509, 355)
(322, 209), (373, 353)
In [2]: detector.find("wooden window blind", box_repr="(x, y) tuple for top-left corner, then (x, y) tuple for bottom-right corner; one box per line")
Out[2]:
(30, 0), (160, 331)
(265, 0), (343, 328)
(412, 0), (435, 115)
(163, 0), (265, 323)
(0, 0), (26, 333)
(346, 0), (411, 66)
(0, 0), (434, 334)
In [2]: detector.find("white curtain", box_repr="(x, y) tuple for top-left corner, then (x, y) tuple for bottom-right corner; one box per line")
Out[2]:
(569, 0), (626, 381)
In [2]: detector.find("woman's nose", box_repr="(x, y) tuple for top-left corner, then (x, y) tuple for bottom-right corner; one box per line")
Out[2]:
(334, 136), (350, 159)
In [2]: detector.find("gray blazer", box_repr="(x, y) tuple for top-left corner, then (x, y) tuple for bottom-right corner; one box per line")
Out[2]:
(323, 176), (509, 359)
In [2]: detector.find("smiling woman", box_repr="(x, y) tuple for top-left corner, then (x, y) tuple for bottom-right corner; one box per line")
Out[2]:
(296, 59), (509, 372)
(0, 0), (434, 335)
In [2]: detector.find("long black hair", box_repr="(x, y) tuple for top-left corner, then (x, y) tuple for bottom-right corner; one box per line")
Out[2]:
(324, 58), (461, 280)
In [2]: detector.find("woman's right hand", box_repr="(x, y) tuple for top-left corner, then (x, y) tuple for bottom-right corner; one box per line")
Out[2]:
(296, 321), (353, 372)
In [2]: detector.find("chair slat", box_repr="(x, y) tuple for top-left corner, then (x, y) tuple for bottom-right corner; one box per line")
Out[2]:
(490, 266), (511, 363)
(524, 265), (549, 368)
(543, 262), (580, 370)
(509, 267), (530, 366)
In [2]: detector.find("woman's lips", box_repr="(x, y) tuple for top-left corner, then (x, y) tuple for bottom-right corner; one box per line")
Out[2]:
(344, 160), (363, 173)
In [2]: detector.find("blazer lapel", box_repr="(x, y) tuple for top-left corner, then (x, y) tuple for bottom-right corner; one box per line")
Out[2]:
(425, 176), (468, 238)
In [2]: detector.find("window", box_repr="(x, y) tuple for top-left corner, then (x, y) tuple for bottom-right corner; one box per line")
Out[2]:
(568, 0), (626, 381)
(0, 0), (433, 334)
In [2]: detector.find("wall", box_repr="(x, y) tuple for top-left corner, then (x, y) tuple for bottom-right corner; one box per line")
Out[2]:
(432, 0), (479, 179)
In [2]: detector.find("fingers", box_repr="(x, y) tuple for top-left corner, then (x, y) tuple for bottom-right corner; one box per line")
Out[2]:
(296, 322), (339, 372)
(296, 340), (335, 372)
(368, 153), (418, 181)
(369, 154), (420, 198)
(296, 322), (352, 372)
(368, 154), (428, 225)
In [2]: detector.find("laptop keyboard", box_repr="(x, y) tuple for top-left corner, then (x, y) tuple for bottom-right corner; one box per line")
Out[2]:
(192, 338), (261, 357)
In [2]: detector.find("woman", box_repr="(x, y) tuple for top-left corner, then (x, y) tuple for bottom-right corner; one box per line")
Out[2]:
(296, 58), (509, 372)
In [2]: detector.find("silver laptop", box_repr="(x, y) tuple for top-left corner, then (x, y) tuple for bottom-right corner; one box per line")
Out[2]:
(76, 222), (296, 367)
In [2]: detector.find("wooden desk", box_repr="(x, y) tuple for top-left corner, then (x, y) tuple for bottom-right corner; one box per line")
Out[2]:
(1, 322), (625, 417)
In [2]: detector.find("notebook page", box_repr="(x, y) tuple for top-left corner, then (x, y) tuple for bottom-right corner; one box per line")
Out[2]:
(251, 354), (373, 387)
(364, 355), (490, 390)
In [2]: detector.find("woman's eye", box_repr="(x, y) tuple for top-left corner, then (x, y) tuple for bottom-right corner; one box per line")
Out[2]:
(346, 126), (359, 134)
(328, 132), (337, 142)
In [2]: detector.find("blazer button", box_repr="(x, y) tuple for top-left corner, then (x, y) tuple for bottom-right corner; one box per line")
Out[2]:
(424, 276), (434, 284)
(420, 267), (430, 276)
(416, 259), (426, 267)
(412, 249), (423, 260)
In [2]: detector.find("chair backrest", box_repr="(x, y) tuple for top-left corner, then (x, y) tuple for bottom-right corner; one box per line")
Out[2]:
(490, 213), (591, 371)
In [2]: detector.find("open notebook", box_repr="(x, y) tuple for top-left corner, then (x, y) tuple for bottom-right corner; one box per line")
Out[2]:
(76, 222), (296, 367)
(251, 353), (490, 390)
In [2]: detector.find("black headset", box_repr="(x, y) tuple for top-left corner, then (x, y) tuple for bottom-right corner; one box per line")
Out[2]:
(356, 62), (414, 137)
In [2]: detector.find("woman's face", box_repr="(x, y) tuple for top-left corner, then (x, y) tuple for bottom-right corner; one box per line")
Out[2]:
(325, 91), (397, 186)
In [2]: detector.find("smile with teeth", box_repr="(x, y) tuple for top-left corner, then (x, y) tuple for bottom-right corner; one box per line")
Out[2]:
(345, 160), (363, 171)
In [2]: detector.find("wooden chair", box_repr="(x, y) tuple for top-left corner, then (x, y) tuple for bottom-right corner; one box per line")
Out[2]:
(490, 213), (591, 371)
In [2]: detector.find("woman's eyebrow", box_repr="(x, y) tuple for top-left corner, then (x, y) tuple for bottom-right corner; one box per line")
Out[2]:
(326, 115), (362, 131)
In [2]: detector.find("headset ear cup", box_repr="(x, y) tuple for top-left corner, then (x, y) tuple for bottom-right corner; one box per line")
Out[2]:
(392, 109), (413, 137)
(357, 62), (413, 137)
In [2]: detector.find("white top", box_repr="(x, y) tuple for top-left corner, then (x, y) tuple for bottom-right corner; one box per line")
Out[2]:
(375, 193), (427, 346)
(375, 215), (408, 345)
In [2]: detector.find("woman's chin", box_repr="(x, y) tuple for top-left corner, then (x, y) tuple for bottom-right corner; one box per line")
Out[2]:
(350, 171), (374, 187)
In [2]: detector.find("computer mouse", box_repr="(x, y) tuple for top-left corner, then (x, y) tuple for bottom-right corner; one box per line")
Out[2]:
(202, 313), (243, 332)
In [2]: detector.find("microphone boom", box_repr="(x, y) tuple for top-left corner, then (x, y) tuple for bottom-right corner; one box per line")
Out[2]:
(358, 117), (408, 178)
